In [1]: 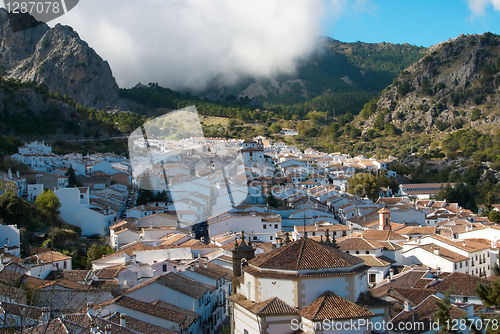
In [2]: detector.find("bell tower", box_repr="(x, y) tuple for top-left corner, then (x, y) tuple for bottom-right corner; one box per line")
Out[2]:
(378, 208), (391, 231)
(232, 231), (256, 278)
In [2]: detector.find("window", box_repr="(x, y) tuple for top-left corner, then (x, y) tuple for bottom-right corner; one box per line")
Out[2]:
(270, 236), (273, 240)
(369, 274), (376, 283)
(80, 195), (84, 199)
(163, 264), (167, 272)
(312, 232), (315, 236)
(455, 263), (457, 270)
(274, 224), (278, 229)
(63, 261), (67, 269)
(366, 251), (370, 254)
(356, 251), (360, 254)
(244, 330), (249, 334)
(253, 236), (257, 240)
(346, 251), (349, 254)
(263, 224), (267, 229)
(460, 262), (462, 268)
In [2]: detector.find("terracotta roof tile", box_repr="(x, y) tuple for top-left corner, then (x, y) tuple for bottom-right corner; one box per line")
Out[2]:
(299, 291), (375, 321)
(337, 237), (384, 251)
(106, 296), (198, 329)
(416, 243), (469, 262)
(362, 230), (406, 241)
(356, 292), (392, 308)
(397, 226), (437, 235)
(254, 297), (298, 315)
(25, 251), (71, 265)
(390, 295), (466, 331)
(356, 255), (395, 267)
(431, 272), (491, 296)
(126, 272), (214, 299)
(249, 238), (363, 271)
(107, 313), (177, 334)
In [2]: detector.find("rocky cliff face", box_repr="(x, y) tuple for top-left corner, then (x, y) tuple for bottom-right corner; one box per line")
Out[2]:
(0, 9), (121, 110)
(363, 33), (500, 133)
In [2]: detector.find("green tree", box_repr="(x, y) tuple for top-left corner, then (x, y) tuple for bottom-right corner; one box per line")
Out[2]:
(435, 182), (478, 213)
(266, 192), (280, 208)
(346, 173), (379, 202)
(471, 108), (482, 121)
(65, 166), (78, 187)
(34, 189), (61, 219)
(85, 244), (114, 268)
(270, 124), (282, 134)
(489, 210), (500, 224)
(434, 291), (460, 334)
(136, 174), (155, 205)
(0, 192), (30, 223)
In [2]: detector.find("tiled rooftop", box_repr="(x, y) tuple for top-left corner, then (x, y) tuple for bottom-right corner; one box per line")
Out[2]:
(299, 291), (375, 321)
(249, 237), (363, 271)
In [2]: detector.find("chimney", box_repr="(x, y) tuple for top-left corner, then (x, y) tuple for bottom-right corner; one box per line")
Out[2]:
(3, 245), (7, 254)
(389, 268), (394, 281)
(196, 261), (200, 268)
(434, 248), (440, 256)
(41, 307), (50, 323)
(16, 171), (20, 178)
(173, 266), (177, 273)
(204, 261), (208, 269)
(404, 300), (412, 312)
(7, 169), (12, 179)
(120, 313), (126, 327)
(86, 303), (93, 316)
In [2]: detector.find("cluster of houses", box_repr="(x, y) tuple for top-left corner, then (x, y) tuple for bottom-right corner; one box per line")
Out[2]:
(1, 137), (500, 333)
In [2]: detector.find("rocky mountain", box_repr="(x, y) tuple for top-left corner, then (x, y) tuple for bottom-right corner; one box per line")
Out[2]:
(0, 9), (121, 110)
(362, 32), (500, 134)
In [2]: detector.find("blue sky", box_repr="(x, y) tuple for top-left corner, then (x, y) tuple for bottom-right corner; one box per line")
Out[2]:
(322, 0), (500, 46)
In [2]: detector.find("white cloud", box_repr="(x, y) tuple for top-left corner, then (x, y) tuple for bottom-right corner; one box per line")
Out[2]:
(466, 0), (500, 16)
(55, 0), (338, 90)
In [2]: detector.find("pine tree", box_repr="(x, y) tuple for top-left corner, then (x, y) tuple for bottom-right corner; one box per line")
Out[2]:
(433, 291), (460, 334)
(65, 166), (78, 187)
(136, 174), (155, 205)
(266, 192), (280, 208)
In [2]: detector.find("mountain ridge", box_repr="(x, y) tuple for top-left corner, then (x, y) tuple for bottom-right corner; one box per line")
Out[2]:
(360, 32), (500, 135)
(0, 9), (123, 110)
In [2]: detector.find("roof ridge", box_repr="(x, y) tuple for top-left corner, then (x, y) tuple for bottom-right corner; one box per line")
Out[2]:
(296, 238), (307, 269)
(313, 292), (329, 320)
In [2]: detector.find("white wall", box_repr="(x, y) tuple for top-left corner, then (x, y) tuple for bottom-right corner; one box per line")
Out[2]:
(402, 248), (456, 273)
(0, 225), (20, 248)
